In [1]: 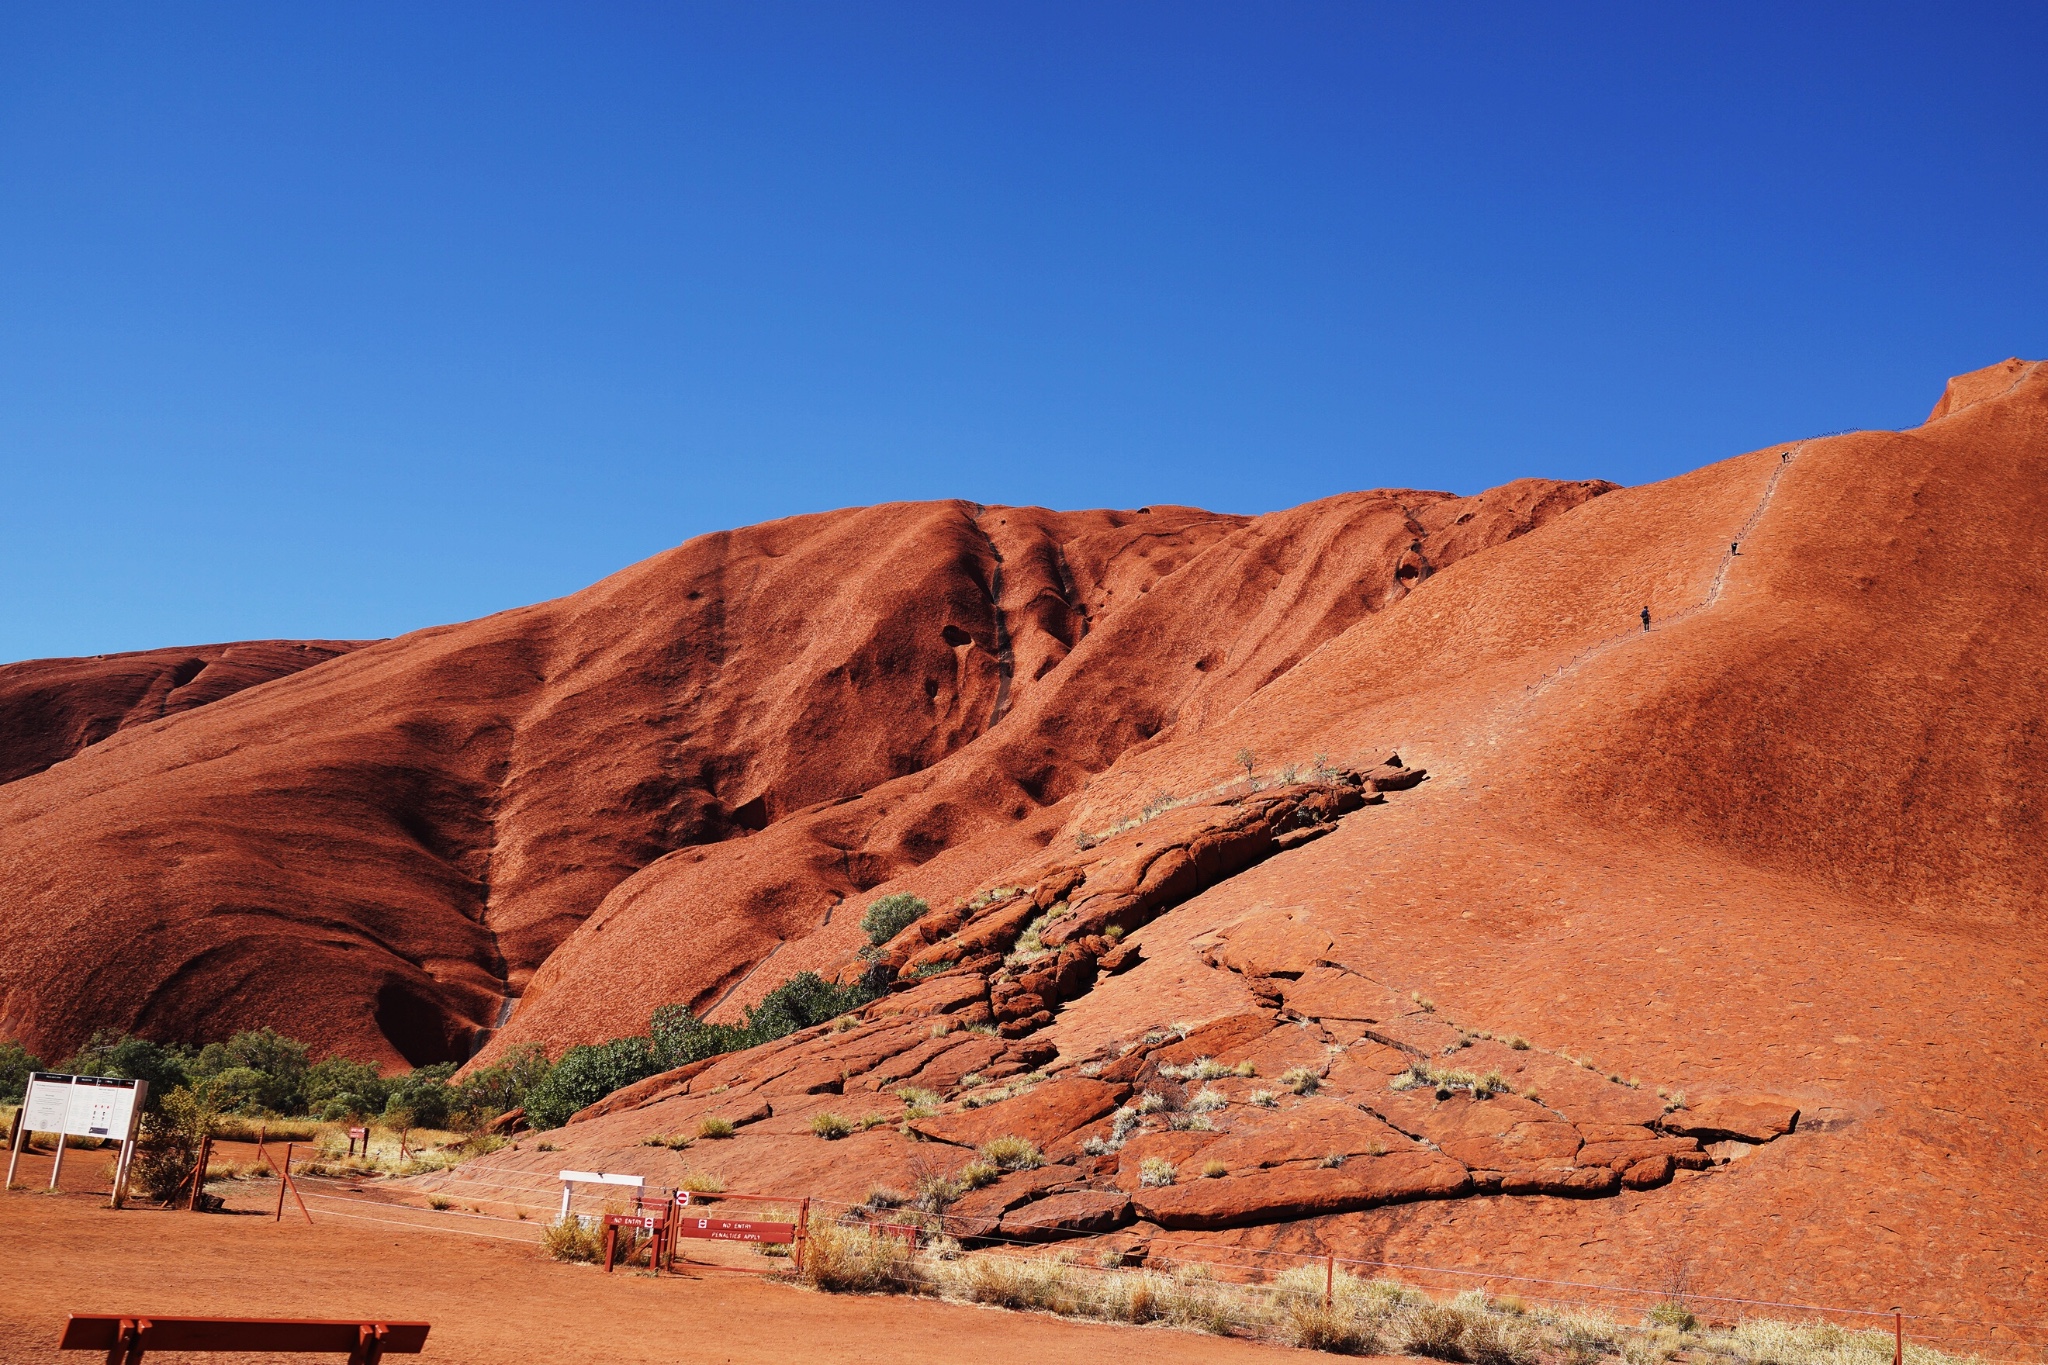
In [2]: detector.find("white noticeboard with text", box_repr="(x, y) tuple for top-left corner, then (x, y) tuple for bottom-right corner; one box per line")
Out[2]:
(21, 1073), (145, 1139)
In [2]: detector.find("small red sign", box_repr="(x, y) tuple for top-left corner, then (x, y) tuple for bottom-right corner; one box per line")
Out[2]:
(674, 1216), (795, 1244)
(605, 1213), (666, 1232)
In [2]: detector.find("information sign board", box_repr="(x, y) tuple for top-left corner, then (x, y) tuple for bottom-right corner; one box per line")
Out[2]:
(63, 1076), (143, 1139)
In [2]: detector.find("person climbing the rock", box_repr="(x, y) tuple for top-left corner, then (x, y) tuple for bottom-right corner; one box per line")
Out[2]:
(1731, 542), (1739, 556)
(1641, 606), (1651, 631)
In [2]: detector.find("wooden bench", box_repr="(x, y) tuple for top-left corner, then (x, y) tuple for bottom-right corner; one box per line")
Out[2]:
(59, 1316), (430, 1364)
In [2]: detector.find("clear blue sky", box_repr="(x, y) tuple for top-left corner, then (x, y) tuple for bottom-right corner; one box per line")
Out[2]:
(3, 3), (2043, 662)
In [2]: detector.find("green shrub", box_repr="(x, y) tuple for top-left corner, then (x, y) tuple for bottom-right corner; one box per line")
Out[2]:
(0, 1040), (43, 1102)
(451, 1044), (552, 1123)
(811, 1112), (854, 1139)
(306, 1057), (391, 1121)
(697, 1116), (735, 1140)
(188, 1028), (310, 1114)
(524, 1038), (663, 1130)
(55, 1032), (194, 1108)
(860, 894), (929, 948)
(381, 1063), (459, 1130)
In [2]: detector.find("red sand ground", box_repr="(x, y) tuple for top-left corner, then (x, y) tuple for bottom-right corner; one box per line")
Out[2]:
(0, 1182), (1305, 1365)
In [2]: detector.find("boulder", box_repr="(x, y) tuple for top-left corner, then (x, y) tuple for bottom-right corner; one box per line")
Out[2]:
(1621, 1154), (1675, 1189)
(996, 1190), (1133, 1240)
(910, 1078), (1129, 1150)
(1131, 1152), (1470, 1229)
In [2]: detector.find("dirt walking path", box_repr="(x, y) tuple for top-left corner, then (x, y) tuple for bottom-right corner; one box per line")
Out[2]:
(0, 1185), (1305, 1365)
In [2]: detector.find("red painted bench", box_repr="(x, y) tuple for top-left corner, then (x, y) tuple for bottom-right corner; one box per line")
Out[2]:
(59, 1316), (429, 1364)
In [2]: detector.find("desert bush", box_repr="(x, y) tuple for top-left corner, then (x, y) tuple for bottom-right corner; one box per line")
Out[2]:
(811, 1112), (853, 1139)
(0, 1040), (43, 1102)
(978, 1135), (1042, 1170)
(306, 1057), (391, 1121)
(540, 1215), (603, 1262)
(1647, 1301), (1698, 1331)
(1186, 1085), (1227, 1113)
(860, 894), (929, 948)
(1200, 1160), (1229, 1179)
(957, 1159), (1000, 1189)
(1282, 1067), (1321, 1095)
(131, 1086), (218, 1203)
(697, 1115), (735, 1139)
(56, 1032), (194, 1109)
(1138, 1156), (1176, 1187)
(1249, 1089), (1278, 1107)
(801, 1218), (928, 1293)
(1276, 1295), (1380, 1354)
(524, 1037), (662, 1130)
(1405, 1301), (1471, 1358)
(451, 1043), (552, 1123)
(676, 1171), (725, 1193)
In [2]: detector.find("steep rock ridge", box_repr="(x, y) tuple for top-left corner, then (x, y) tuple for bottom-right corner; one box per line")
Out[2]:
(0, 484), (1605, 1067)
(483, 480), (1610, 1058)
(0, 639), (364, 786)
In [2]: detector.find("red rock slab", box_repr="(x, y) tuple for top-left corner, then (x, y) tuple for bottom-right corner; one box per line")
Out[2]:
(906, 899), (1040, 974)
(1663, 1096), (1799, 1144)
(1278, 965), (1401, 1023)
(1358, 1013), (1466, 1056)
(869, 973), (990, 1021)
(855, 1032), (979, 1091)
(1363, 1088), (1581, 1171)
(1498, 1166), (1620, 1198)
(1111, 1131), (1223, 1191)
(1209, 909), (1334, 979)
(1575, 1136), (1702, 1169)
(944, 1166), (1076, 1239)
(997, 1190), (1133, 1241)
(905, 1036), (1011, 1092)
(1215, 1024), (1335, 1083)
(1151, 1010), (1278, 1068)
(1131, 1152), (1471, 1230)
(1320, 1041), (1415, 1093)
(911, 1078), (1129, 1150)
(1193, 1098), (1414, 1172)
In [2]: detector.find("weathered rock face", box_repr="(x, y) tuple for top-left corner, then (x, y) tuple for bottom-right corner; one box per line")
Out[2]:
(422, 363), (2048, 1333)
(0, 639), (365, 786)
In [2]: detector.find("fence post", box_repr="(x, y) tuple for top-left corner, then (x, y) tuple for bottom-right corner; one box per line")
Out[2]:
(1325, 1252), (1335, 1308)
(1893, 1308), (1902, 1365)
(276, 1143), (291, 1221)
(794, 1198), (811, 1273)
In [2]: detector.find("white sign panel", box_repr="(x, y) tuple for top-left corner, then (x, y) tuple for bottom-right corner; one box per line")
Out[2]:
(22, 1074), (71, 1133)
(22, 1073), (143, 1138)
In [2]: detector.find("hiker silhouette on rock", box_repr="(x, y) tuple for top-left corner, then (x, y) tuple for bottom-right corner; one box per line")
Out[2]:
(1641, 606), (1651, 631)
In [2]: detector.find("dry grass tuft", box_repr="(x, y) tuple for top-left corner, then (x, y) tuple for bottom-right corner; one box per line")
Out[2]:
(540, 1216), (603, 1263)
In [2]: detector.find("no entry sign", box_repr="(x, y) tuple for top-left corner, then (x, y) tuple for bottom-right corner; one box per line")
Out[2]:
(674, 1215), (795, 1244)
